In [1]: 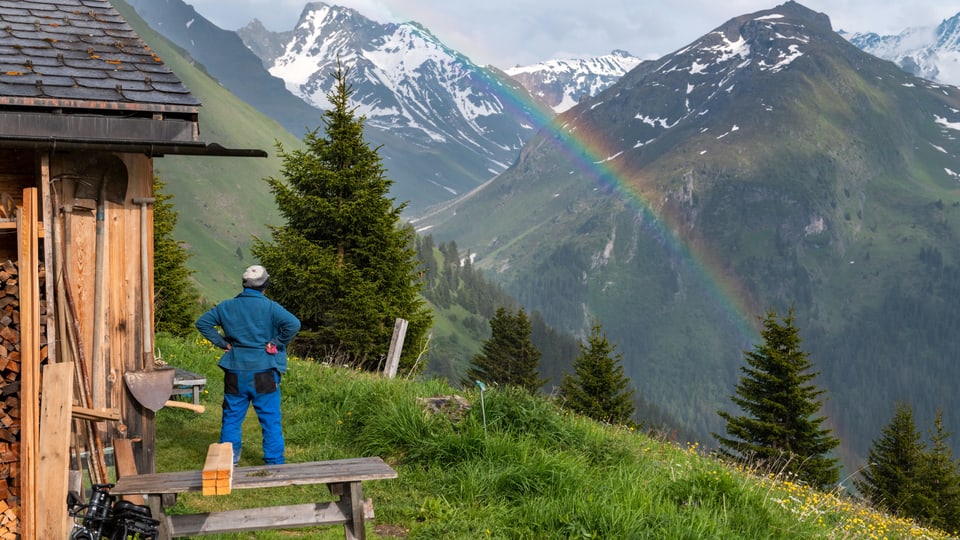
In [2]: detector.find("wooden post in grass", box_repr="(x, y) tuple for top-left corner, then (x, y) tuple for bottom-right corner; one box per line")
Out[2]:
(383, 318), (408, 378)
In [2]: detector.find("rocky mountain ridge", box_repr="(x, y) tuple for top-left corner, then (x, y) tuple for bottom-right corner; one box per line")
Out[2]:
(126, 0), (549, 214)
(505, 49), (643, 113)
(845, 11), (960, 85)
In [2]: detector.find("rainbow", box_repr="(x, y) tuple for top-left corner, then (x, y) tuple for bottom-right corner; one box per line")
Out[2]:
(476, 66), (761, 345)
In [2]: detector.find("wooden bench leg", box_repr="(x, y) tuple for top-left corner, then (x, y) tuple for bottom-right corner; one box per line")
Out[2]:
(147, 493), (176, 540)
(330, 481), (366, 540)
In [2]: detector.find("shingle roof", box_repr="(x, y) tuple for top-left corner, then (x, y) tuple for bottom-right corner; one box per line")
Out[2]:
(0, 0), (199, 112)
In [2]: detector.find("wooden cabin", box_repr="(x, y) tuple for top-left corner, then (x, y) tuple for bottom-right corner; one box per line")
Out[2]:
(0, 0), (265, 535)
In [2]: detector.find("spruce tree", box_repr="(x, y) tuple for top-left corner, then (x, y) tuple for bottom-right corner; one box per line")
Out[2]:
(558, 321), (635, 425)
(855, 403), (927, 519)
(152, 176), (199, 336)
(920, 409), (960, 531)
(713, 307), (840, 489)
(465, 306), (545, 392)
(252, 60), (432, 371)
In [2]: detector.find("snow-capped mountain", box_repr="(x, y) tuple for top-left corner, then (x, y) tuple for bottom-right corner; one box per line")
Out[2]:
(127, 0), (553, 213)
(505, 50), (643, 113)
(239, 2), (547, 169)
(845, 12), (960, 85)
(135, 0), (960, 220)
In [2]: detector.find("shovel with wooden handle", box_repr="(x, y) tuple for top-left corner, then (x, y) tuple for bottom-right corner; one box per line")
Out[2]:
(124, 368), (205, 413)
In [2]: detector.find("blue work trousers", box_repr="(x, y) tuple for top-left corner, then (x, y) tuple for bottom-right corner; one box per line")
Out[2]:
(220, 368), (284, 464)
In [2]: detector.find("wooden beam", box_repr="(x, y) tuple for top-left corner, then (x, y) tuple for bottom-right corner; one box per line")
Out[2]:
(167, 500), (374, 537)
(37, 362), (74, 539)
(113, 439), (144, 505)
(71, 406), (121, 422)
(122, 154), (156, 473)
(40, 155), (56, 372)
(17, 186), (40, 540)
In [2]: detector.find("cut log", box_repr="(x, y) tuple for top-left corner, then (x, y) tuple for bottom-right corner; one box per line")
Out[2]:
(202, 443), (233, 496)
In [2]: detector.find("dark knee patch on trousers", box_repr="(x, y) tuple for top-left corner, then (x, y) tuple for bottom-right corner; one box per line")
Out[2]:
(254, 370), (278, 394)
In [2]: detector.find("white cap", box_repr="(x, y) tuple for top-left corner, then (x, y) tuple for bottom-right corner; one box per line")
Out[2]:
(242, 265), (269, 289)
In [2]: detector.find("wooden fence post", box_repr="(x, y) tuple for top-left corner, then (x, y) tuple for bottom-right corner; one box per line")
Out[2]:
(383, 318), (408, 378)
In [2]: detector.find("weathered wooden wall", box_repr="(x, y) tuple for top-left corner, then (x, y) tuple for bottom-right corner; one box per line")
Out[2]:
(50, 152), (155, 459)
(0, 147), (159, 530)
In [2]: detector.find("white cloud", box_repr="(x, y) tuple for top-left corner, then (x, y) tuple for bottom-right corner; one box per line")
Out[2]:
(183, 0), (958, 68)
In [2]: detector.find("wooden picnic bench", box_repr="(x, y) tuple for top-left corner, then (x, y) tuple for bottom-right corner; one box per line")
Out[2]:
(170, 367), (206, 405)
(110, 457), (397, 540)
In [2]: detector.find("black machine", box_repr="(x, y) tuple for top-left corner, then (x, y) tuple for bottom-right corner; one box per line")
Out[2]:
(67, 483), (159, 540)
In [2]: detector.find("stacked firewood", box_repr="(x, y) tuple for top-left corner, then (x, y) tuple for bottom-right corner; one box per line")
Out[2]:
(0, 259), (47, 538)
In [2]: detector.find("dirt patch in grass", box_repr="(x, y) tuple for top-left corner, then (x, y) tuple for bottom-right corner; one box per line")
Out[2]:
(374, 524), (410, 538)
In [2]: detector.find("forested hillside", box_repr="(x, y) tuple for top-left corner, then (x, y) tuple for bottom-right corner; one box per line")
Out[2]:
(416, 234), (580, 383)
(811, 250), (960, 462)
(416, 235), (691, 438)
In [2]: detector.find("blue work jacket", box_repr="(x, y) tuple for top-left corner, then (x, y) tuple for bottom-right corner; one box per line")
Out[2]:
(195, 289), (301, 373)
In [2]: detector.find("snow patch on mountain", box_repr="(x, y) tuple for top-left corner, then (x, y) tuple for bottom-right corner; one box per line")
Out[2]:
(936, 115), (960, 131)
(229, 1), (554, 211)
(255, 2), (544, 183)
(505, 50), (642, 113)
(269, 4), (502, 134)
(556, 3), (842, 158)
(846, 12), (960, 85)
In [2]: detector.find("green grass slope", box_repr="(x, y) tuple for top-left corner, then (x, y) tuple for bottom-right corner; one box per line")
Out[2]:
(153, 333), (952, 539)
(114, 0), (305, 302)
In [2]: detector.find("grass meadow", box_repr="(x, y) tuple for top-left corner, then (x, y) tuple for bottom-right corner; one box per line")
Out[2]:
(152, 333), (954, 539)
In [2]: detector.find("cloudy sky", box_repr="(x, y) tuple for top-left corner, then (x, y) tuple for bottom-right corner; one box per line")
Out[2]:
(185, 0), (957, 68)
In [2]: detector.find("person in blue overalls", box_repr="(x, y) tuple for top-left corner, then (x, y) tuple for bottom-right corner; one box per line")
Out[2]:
(196, 265), (301, 465)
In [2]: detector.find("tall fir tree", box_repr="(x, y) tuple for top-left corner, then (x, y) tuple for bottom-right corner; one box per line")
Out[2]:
(713, 307), (840, 489)
(252, 60), (432, 371)
(855, 403), (928, 519)
(465, 306), (545, 392)
(921, 409), (960, 532)
(152, 176), (199, 336)
(558, 320), (635, 425)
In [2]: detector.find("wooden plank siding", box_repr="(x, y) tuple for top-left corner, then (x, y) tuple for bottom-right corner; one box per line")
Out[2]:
(0, 148), (158, 475)
(50, 152), (156, 468)
(116, 154), (156, 472)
